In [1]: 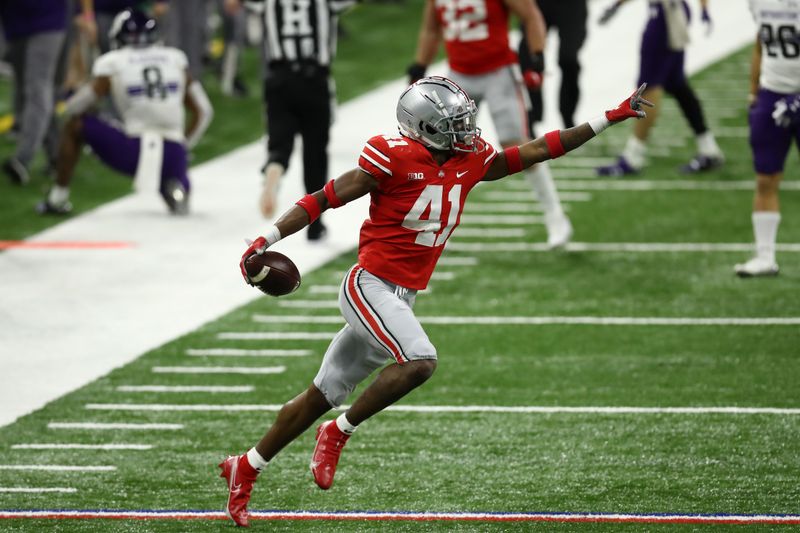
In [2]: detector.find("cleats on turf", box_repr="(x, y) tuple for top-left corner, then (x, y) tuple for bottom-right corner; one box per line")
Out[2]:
(219, 454), (258, 527)
(680, 154), (724, 174)
(734, 257), (779, 278)
(310, 420), (350, 490)
(36, 199), (72, 215)
(544, 212), (573, 249)
(596, 157), (639, 177)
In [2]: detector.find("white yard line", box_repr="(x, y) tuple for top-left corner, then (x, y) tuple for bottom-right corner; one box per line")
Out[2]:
(308, 285), (341, 294)
(430, 271), (456, 281)
(47, 422), (183, 430)
(82, 404), (800, 415)
(1, 509), (798, 525)
(552, 179), (800, 191)
(217, 332), (337, 340)
(453, 228), (526, 238)
(0, 488), (77, 493)
(185, 348), (312, 357)
(481, 191), (592, 202)
(250, 315), (800, 326)
(0, 465), (116, 472)
(465, 203), (544, 213)
(446, 242), (800, 253)
(116, 385), (254, 392)
(459, 215), (542, 225)
(0, 2), (755, 428)
(278, 300), (340, 309)
(11, 444), (152, 450)
(47, 422), (183, 431)
(151, 366), (285, 375)
(0, 509), (798, 525)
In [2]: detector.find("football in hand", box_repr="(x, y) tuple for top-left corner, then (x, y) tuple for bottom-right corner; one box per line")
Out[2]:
(244, 251), (301, 297)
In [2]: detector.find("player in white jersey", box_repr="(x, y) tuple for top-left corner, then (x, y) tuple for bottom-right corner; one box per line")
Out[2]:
(37, 9), (213, 216)
(735, 0), (800, 277)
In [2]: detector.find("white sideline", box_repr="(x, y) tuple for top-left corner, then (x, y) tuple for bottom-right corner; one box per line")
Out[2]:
(151, 366), (285, 374)
(82, 403), (800, 415)
(185, 348), (311, 357)
(11, 444), (152, 450)
(0, 465), (116, 472)
(0, 488), (77, 493)
(250, 315), (800, 326)
(116, 385), (254, 392)
(0, 2), (756, 428)
(446, 242), (800, 253)
(47, 422), (183, 430)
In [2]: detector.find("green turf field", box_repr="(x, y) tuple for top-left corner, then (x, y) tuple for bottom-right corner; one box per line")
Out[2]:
(0, 0), (431, 241)
(2, 39), (799, 532)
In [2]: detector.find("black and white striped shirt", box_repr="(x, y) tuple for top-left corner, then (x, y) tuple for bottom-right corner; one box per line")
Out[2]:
(248, 0), (356, 67)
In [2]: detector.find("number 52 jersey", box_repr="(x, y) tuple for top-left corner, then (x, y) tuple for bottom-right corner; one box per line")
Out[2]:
(750, 0), (800, 94)
(92, 45), (189, 142)
(357, 134), (498, 290)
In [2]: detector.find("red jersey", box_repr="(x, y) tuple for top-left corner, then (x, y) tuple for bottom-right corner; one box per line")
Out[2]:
(356, 134), (498, 290)
(435, 0), (518, 75)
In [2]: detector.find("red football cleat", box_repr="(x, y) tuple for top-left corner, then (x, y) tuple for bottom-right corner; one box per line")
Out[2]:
(310, 420), (351, 490)
(218, 454), (258, 527)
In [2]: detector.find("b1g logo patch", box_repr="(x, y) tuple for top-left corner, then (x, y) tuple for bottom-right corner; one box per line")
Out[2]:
(407, 172), (425, 181)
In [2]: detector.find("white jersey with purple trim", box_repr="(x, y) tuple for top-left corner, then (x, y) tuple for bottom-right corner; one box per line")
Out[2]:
(750, 0), (800, 94)
(92, 45), (189, 141)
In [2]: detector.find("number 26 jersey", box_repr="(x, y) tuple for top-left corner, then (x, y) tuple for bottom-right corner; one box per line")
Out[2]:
(750, 0), (800, 94)
(356, 134), (498, 290)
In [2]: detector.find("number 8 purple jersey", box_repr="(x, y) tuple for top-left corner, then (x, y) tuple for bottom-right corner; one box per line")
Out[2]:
(356, 133), (498, 290)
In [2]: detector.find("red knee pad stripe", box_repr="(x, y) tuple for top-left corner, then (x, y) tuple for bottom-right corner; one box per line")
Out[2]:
(503, 146), (523, 175)
(323, 180), (344, 208)
(296, 194), (321, 224)
(545, 130), (566, 159)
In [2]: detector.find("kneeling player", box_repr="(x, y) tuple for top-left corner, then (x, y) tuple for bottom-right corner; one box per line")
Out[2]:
(38, 9), (212, 216)
(220, 77), (652, 527)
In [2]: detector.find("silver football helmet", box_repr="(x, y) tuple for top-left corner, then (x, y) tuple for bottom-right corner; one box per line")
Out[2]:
(396, 76), (480, 152)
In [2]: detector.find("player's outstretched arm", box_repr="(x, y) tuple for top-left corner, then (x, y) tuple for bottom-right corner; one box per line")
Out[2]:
(239, 169), (377, 282)
(483, 84), (654, 181)
(407, 0), (441, 84)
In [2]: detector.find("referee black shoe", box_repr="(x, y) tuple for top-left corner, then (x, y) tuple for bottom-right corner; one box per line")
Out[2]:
(308, 219), (327, 241)
(3, 157), (30, 185)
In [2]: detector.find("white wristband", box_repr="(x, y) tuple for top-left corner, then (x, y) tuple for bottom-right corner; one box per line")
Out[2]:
(265, 226), (282, 247)
(588, 115), (611, 135)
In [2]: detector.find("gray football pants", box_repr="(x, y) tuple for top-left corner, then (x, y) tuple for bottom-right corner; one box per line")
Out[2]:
(313, 265), (437, 408)
(7, 30), (66, 166)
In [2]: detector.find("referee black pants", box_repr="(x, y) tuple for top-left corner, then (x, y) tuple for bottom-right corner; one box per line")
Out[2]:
(263, 65), (331, 196)
(519, 0), (588, 131)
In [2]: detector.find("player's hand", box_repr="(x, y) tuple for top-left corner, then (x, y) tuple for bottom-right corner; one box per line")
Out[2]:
(240, 236), (267, 284)
(407, 63), (427, 85)
(701, 7), (712, 36)
(772, 95), (800, 128)
(606, 83), (654, 122)
(598, 1), (621, 25)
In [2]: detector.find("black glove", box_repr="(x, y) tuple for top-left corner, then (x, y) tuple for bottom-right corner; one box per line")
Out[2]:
(407, 63), (427, 85)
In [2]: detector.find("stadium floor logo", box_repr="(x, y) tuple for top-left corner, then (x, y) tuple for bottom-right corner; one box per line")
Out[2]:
(1, 510), (799, 524)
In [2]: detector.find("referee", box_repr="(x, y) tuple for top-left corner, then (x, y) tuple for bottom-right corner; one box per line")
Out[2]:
(518, 0), (588, 131)
(247, 0), (356, 241)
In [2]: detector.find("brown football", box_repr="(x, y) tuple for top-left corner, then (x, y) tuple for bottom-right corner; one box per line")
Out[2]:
(245, 251), (301, 297)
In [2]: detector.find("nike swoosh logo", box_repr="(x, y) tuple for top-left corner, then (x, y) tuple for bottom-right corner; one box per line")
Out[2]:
(456, 170), (468, 178)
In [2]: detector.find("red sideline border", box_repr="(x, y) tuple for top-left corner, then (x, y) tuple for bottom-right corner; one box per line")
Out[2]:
(1, 510), (799, 524)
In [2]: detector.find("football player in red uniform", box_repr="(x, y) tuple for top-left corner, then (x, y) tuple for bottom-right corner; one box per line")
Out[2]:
(407, 0), (573, 248)
(219, 77), (652, 527)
